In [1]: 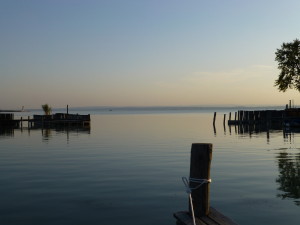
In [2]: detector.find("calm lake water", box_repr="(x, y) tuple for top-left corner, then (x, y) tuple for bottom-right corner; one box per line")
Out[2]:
(1, 107), (300, 225)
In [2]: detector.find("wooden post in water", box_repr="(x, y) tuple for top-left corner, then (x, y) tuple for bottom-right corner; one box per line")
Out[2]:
(213, 112), (216, 125)
(20, 117), (23, 129)
(223, 114), (226, 126)
(174, 144), (238, 225)
(229, 112), (231, 121)
(189, 143), (212, 217)
(235, 112), (237, 121)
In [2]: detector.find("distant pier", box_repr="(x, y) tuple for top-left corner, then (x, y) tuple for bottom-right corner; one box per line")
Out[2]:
(0, 113), (90, 128)
(227, 110), (285, 125)
(212, 108), (300, 128)
(227, 108), (300, 127)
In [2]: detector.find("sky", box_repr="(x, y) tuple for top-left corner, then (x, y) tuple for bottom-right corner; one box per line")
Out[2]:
(1, 0), (300, 109)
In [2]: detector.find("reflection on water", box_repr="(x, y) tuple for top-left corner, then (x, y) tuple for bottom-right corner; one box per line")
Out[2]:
(1, 112), (300, 225)
(223, 123), (300, 207)
(0, 125), (91, 142)
(42, 128), (52, 141)
(221, 123), (300, 142)
(276, 151), (300, 206)
(0, 127), (14, 137)
(40, 126), (91, 142)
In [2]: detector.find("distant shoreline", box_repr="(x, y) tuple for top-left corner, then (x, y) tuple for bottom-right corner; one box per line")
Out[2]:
(1, 105), (290, 115)
(0, 110), (29, 112)
(23, 105), (288, 111)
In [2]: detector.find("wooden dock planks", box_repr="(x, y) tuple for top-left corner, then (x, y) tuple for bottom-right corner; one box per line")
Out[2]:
(174, 208), (238, 225)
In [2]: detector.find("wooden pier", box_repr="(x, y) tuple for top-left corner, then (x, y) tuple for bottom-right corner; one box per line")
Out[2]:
(227, 110), (285, 125)
(0, 113), (90, 128)
(211, 108), (300, 128)
(174, 144), (238, 225)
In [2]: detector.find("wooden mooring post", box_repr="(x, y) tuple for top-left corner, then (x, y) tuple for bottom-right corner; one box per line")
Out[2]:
(213, 112), (216, 125)
(189, 144), (212, 216)
(174, 143), (238, 225)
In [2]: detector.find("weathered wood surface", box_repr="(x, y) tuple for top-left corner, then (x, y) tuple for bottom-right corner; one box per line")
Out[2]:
(189, 144), (212, 216)
(174, 143), (238, 225)
(174, 207), (238, 225)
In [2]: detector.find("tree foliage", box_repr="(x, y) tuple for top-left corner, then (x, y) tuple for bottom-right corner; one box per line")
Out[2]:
(42, 104), (52, 115)
(275, 39), (300, 92)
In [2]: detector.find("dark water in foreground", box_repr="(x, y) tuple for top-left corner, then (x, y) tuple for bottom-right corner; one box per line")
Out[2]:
(1, 107), (300, 225)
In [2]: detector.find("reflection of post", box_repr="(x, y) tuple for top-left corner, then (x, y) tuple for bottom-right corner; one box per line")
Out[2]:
(189, 144), (212, 217)
(223, 114), (226, 134)
(28, 116), (31, 135)
(42, 116), (44, 130)
(213, 124), (216, 136)
(239, 124), (244, 134)
(42, 128), (52, 141)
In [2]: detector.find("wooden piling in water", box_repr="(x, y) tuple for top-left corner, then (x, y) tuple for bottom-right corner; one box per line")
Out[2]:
(189, 144), (212, 216)
(174, 143), (238, 225)
(213, 112), (216, 125)
(223, 114), (226, 126)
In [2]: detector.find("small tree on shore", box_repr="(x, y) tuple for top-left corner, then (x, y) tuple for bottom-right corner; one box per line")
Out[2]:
(42, 104), (52, 115)
(275, 39), (300, 92)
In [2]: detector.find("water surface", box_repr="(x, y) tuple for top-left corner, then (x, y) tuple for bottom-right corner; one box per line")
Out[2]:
(1, 108), (300, 225)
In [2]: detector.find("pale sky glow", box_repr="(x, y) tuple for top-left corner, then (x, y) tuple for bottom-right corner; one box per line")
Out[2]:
(1, 0), (300, 109)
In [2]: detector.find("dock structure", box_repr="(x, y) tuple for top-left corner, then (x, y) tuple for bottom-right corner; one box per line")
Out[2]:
(0, 113), (90, 128)
(224, 108), (300, 127)
(0, 113), (19, 126)
(174, 143), (238, 225)
(32, 113), (91, 127)
(227, 110), (285, 125)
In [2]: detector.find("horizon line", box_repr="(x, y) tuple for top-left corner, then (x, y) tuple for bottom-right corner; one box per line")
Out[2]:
(18, 104), (291, 111)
